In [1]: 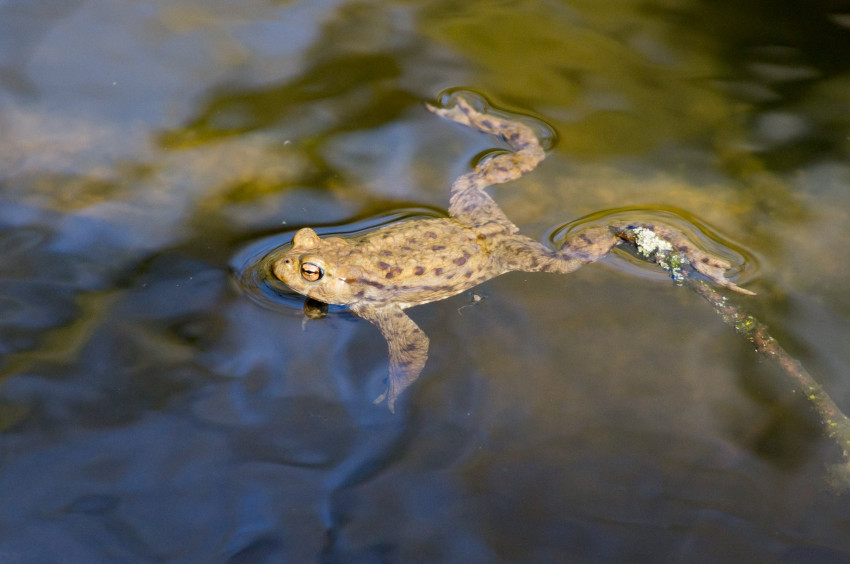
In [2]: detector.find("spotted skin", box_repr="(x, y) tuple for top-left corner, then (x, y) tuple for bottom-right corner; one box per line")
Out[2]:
(272, 96), (751, 411)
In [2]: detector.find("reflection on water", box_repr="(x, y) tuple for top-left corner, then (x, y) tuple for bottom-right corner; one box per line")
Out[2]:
(2, 0), (850, 561)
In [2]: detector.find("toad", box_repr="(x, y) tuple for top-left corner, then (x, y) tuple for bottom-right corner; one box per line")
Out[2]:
(272, 94), (752, 411)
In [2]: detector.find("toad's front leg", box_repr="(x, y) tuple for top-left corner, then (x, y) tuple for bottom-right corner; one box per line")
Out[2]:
(350, 303), (429, 412)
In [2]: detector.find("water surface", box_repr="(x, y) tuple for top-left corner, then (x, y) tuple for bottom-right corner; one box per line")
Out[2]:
(2, 0), (850, 562)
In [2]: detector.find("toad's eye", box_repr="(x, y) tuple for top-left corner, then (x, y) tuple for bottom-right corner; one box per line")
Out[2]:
(300, 262), (324, 282)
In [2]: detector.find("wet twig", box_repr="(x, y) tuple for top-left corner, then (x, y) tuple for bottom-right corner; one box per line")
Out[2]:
(620, 224), (850, 490)
(685, 278), (850, 492)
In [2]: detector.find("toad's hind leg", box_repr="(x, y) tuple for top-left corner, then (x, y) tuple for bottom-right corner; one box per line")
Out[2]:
(427, 97), (546, 235)
(495, 223), (753, 294)
(495, 227), (621, 275)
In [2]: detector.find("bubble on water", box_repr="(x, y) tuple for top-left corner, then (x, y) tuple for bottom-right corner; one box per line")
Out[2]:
(754, 111), (810, 146)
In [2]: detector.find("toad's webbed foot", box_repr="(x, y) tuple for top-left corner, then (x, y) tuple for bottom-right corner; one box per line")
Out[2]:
(614, 223), (754, 295)
(497, 223), (752, 295)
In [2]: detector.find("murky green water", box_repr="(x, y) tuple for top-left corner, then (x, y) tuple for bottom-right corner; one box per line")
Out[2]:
(2, 0), (850, 561)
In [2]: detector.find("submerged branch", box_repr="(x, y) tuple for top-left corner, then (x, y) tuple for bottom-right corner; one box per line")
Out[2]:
(622, 225), (850, 491)
(686, 279), (850, 493)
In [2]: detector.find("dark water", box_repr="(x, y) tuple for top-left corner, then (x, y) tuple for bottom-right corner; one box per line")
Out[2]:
(2, 0), (850, 562)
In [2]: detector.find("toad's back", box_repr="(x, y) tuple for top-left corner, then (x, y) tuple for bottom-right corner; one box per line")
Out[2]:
(272, 217), (505, 310)
(342, 218), (499, 305)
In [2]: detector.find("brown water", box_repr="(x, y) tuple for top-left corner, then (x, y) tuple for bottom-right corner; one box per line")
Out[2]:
(2, 0), (850, 562)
